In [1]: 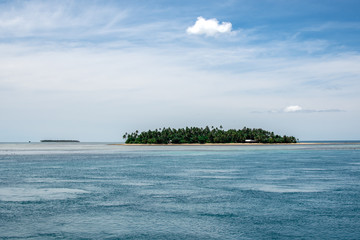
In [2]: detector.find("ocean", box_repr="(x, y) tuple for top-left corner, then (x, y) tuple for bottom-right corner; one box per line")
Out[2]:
(0, 143), (360, 239)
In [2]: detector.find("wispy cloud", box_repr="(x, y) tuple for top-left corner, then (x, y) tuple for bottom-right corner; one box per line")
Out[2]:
(0, 1), (128, 39)
(301, 21), (360, 32)
(261, 105), (345, 114)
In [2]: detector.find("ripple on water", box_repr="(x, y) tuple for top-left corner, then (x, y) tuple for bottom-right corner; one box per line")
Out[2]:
(0, 187), (89, 202)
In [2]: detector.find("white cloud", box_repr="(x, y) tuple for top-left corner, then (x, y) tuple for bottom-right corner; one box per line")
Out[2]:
(284, 105), (302, 112)
(186, 17), (232, 36)
(270, 106), (344, 113)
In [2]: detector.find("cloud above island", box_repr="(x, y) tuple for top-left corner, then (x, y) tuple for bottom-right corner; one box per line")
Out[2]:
(280, 105), (344, 113)
(284, 105), (302, 112)
(253, 105), (345, 114)
(186, 17), (232, 36)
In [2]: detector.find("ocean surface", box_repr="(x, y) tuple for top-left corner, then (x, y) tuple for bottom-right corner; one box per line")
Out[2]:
(1, 142), (360, 239)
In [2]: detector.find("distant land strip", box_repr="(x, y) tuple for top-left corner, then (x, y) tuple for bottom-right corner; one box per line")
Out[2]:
(40, 140), (80, 142)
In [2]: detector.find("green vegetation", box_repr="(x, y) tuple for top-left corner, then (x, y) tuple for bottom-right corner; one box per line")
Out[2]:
(123, 126), (297, 144)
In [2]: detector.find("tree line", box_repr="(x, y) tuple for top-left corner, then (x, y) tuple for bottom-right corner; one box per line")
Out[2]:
(123, 126), (297, 144)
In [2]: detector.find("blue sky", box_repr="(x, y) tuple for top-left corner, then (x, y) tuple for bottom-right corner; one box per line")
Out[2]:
(1, 0), (360, 141)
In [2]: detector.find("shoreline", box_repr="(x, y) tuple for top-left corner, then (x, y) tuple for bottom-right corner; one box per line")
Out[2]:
(109, 142), (350, 146)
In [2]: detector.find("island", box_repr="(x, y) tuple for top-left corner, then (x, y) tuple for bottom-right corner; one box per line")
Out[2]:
(40, 140), (80, 142)
(123, 126), (297, 144)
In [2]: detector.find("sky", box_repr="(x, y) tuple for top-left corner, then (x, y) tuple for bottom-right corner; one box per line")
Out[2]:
(1, 0), (360, 142)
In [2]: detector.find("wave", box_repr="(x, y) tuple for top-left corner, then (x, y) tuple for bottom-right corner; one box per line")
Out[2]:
(0, 187), (89, 202)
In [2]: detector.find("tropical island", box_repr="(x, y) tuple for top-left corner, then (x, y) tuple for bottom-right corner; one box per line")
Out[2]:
(123, 126), (297, 144)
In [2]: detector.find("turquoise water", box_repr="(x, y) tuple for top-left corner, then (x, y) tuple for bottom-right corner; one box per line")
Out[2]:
(1, 143), (360, 239)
